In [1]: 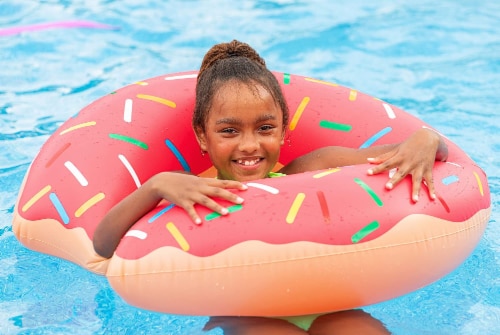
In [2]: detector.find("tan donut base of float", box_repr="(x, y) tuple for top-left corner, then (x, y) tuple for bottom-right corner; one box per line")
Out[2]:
(104, 208), (490, 316)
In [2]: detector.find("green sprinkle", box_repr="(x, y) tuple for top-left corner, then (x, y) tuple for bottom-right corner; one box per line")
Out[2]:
(319, 120), (352, 132)
(109, 134), (148, 150)
(354, 178), (383, 206)
(205, 204), (243, 221)
(352, 221), (380, 243)
(283, 73), (291, 85)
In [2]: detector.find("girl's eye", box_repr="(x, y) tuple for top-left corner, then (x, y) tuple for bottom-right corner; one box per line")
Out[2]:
(259, 125), (275, 132)
(220, 128), (237, 134)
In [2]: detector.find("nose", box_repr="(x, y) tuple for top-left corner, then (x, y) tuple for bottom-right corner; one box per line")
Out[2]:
(238, 131), (259, 153)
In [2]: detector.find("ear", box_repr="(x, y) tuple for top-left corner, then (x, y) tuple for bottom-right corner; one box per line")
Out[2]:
(280, 129), (286, 145)
(194, 126), (208, 152)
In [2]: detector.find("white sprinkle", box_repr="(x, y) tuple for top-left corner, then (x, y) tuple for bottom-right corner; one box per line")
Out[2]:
(382, 103), (396, 119)
(125, 230), (147, 239)
(124, 99), (133, 123)
(246, 182), (279, 194)
(118, 154), (141, 188)
(64, 161), (88, 186)
(164, 74), (197, 80)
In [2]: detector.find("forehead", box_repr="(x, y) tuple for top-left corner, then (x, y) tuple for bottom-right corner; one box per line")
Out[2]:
(210, 80), (279, 115)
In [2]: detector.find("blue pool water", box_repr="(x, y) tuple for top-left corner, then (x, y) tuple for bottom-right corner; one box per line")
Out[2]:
(1, 1), (499, 334)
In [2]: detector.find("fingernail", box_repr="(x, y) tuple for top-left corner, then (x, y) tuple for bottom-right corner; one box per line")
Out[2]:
(386, 182), (393, 189)
(195, 218), (202, 225)
(367, 169), (373, 175)
(221, 208), (229, 215)
(241, 184), (248, 190)
(367, 157), (374, 162)
(236, 196), (244, 204)
(413, 195), (419, 202)
(431, 193), (437, 200)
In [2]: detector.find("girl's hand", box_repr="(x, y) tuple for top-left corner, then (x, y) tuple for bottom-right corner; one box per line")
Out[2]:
(150, 172), (247, 224)
(366, 128), (444, 202)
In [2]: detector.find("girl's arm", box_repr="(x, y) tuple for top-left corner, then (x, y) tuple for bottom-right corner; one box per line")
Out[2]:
(280, 128), (448, 201)
(93, 172), (246, 258)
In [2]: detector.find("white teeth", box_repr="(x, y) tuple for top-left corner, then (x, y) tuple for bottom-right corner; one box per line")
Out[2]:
(237, 159), (259, 166)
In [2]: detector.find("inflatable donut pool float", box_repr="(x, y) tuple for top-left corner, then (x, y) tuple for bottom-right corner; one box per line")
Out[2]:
(13, 71), (491, 316)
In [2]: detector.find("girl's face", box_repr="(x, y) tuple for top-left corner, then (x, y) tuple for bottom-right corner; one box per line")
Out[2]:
(196, 81), (285, 182)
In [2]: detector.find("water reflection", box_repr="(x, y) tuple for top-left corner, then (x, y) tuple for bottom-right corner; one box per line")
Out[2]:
(203, 309), (391, 335)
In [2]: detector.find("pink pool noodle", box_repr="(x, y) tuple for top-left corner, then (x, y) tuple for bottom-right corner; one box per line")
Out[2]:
(0, 20), (119, 36)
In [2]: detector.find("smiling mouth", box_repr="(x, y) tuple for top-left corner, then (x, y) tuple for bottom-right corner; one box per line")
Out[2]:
(234, 158), (263, 166)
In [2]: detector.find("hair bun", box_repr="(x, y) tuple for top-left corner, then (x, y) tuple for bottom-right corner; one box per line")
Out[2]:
(198, 40), (266, 78)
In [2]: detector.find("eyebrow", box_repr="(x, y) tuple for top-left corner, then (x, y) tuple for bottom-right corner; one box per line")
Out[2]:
(215, 114), (277, 125)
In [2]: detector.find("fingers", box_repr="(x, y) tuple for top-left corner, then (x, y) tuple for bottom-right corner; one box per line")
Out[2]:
(370, 165), (438, 203)
(180, 178), (247, 225)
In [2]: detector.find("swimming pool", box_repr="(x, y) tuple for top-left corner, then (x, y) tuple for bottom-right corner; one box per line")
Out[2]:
(1, 1), (498, 334)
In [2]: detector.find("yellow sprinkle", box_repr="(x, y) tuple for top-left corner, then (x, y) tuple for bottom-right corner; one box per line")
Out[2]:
(135, 81), (148, 86)
(137, 94), (176, 108)
(286, 193), (306, 224)
(22, 185), (51, 212)
(313, 168), (341, 179)
(473, 171), (484, 196)
(75, 192), (105, 217)
(166, 222), (190, 251)
(289, 97), (310, 131)
(349, 90), (357, 101)
(59, 121), (97, 135)
(305, 78), (338, 87)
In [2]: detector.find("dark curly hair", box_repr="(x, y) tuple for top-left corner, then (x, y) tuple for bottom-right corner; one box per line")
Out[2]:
(193, 40), (289, 132)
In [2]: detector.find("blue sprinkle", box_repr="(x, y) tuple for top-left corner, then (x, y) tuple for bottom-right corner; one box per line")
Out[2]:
(148, 203), (175, 223)
(442, 175), (459, 185)
(49, 193), (69, 224)
(165, 139), (190, 172)
(359, 127), (392, 148)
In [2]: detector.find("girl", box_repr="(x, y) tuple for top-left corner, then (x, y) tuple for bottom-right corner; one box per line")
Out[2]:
(93, 40), (447, 259)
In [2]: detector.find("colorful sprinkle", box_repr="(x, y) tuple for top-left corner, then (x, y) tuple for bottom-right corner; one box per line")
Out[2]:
(349, 90), (357, 101)
(22, 185), (51, 212)
(164, 74), (197, 80)
(125, 230), (147, 239)
(134, 81), (148, 86)
(45, 142), (71, 168)
(286, 193), (306, 224)
(313, 168), (340, 179)
(352, 221), (380, 243)
(109, 134), (148, 150)
(118, 154), (141, 188)
(382, 103), (396, 119)
(289, 97), (310, 131)
(442, 175), (459, 185)
(123, 99), (133, 122)
(205, 204), (243, 221)
(75, 192), (105, 217)
(316, 191), (330, 223)
(246, 182), (279, 194)
(49, 193), (69, 224)
(165, 139), (190, 172)
(64, 161), (88, 186)
(319, 120), (352, 132)
(304, 78), (338, 86)
(148, 203), (175, 223)
(359, 127), (392, 148)
(59, 121), (96, 135)
(166, 222), (190, 251)
(354, 178), (383, 206)
(283, 73), (291, 85)
(437, 195), (450, 213)
(137, 94), (176, 108)
(473, 171), (484, 196)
